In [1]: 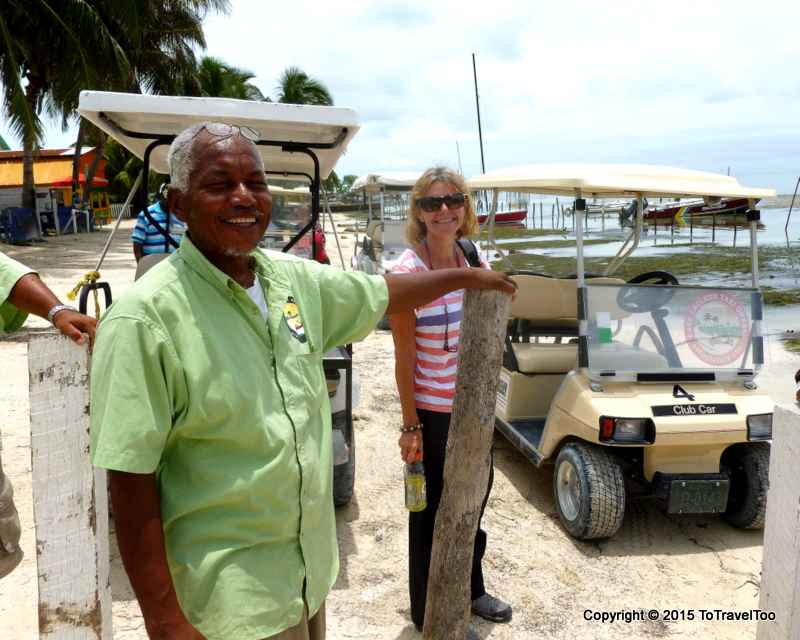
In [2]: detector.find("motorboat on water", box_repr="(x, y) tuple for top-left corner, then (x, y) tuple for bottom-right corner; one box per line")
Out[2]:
(644, 197), (752, 223)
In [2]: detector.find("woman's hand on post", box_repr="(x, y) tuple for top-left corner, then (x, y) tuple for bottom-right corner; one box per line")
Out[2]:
(398, 431), (423, 463)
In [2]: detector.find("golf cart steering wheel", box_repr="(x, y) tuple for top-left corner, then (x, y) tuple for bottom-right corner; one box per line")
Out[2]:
(616, 271), (679, 313)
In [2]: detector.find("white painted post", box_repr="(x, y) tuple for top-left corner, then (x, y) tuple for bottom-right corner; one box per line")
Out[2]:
(28, 331), (111, 639)
(757, 403), (800, 640)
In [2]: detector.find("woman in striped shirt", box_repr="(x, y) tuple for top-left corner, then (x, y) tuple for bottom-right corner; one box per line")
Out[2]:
(389, 167), (512, 635)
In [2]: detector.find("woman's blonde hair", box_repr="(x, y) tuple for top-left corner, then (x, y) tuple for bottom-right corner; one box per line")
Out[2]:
(405, 166), (478, 245)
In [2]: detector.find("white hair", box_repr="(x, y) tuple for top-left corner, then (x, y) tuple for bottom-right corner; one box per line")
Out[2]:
(167, 122), (264, 193)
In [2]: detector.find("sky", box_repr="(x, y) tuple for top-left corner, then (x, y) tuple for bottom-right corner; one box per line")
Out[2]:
(4, 0), (799, 191)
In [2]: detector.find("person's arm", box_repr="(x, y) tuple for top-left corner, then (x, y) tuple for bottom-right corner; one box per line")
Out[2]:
(109, 471), (204, 640)
(389, 310), (424, 463)
(384, 268), (515, 315)
(8, 273), (96, 345)
(133, 242), (144, 263)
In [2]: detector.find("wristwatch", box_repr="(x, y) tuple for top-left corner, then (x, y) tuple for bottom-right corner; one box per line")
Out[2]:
(46, 304), (76, 324)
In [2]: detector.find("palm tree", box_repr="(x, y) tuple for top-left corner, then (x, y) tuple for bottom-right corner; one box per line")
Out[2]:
(194, 56), (264, 100)
(275, 66), (333, 106)
(0, 0), (128, 209)
(80, 0), (230, 209)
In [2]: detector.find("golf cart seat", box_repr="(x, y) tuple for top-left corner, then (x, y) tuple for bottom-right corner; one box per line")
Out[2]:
(135, 253), (169, 281)
(508, 274), (626, 374)
(366, 220), (383, 258)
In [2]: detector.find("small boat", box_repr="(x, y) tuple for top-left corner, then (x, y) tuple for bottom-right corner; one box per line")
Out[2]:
(644, 197), (750, 222)
(477, 208), (527, 224)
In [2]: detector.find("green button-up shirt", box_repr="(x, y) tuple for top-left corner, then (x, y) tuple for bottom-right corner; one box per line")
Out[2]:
(0, 252), (35, 334)
(90, 236), (388, 640)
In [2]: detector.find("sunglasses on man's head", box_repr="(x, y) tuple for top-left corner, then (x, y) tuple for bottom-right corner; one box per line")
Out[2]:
(193, 123), (262, 143)
(415, 193), (467, 213)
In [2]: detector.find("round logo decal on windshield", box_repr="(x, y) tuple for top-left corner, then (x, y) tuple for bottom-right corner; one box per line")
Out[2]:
(684, 291), (750, 366)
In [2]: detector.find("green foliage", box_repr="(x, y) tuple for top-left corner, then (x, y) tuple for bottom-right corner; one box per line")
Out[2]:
(275, 66), (333, 106)
(340, 175), (357, 192)
(194, 56), (264, 99)
(104, 138), (165, 202)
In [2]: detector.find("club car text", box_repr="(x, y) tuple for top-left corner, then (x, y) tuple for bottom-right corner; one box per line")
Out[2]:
(652, 403), (738, 417)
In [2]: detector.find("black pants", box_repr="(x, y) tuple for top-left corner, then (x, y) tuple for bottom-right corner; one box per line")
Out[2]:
(409, 408), (494, 627)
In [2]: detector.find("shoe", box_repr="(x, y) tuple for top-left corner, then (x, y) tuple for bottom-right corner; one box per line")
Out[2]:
(471, 593), (512, 623)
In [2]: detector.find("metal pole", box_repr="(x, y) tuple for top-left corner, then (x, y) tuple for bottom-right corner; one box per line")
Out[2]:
(472, 53), (486, 174)
(750, 210), (760, 288)
(785, 175), (799, 233)
(94, 171), (143, 272)
(539, 201), (543, 228)
(575, 194), (585, 288)
(712, 211), (716, 244)
(456, 141), (463, 175)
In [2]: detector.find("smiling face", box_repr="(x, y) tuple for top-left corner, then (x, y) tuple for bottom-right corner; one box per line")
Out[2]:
(417, 181), (465, 243)
(170, 133), (272, 259)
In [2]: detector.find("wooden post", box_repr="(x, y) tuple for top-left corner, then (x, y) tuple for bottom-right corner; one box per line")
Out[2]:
(423, 290), (511, 640)
(757, 403), (800, 640)
(28, 331), (111, 639)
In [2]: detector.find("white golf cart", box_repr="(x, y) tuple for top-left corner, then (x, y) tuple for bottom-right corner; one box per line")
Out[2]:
(468, 164), (777, 540)
(350, 171), (420, 275)
(77, 90), (362, 505)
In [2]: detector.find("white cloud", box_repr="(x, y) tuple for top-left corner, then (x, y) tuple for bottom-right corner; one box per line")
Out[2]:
(6, 0), (799, 190)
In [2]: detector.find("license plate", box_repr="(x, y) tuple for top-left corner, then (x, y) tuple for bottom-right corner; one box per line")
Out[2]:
(667, 478), (730, 514)
(652, 403), (737, 417)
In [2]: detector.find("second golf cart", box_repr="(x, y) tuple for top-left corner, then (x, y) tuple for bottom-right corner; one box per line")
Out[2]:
(468, 164), (776, 540)
(77, 90), (362, 506)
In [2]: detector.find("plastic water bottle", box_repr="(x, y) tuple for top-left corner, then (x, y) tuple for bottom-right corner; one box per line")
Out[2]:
(404, 455), (427, 512)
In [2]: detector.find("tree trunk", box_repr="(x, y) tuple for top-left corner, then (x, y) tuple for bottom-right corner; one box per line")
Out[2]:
(80, 132), (108, 210)
(423, 289), (511, 640)
(71, 119), (86, 204)
(21, 76), (44, 211)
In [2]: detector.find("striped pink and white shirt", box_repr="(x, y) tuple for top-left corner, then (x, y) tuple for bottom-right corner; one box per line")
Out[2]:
(391, 246), (489, 413)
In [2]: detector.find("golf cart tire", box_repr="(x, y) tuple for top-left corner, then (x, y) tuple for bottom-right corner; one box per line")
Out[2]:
(722, 442), (770, 530)
(553, 443), (626, 540)
(333, 420), (356, 507)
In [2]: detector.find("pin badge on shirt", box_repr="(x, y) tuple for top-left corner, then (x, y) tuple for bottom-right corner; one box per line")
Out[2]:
(282, 296), (307, 343)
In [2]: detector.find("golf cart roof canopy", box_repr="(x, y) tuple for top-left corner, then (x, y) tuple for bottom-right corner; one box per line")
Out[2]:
(351, 171), (422, 192)
(77, 91), (360, 179)
(467, 163), (776, 200)
(268, 185), (310, 196)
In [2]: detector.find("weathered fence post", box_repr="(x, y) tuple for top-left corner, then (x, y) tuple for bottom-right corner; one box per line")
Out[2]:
(422, 289), (511, 640)
(28, 331), (111, 639)
(757, 403), (800, 640)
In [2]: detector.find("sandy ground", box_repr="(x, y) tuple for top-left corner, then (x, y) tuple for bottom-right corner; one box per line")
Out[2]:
(1, 217), (798, 640)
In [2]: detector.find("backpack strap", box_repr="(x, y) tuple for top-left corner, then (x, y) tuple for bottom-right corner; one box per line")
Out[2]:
(456, 238), (481, 268)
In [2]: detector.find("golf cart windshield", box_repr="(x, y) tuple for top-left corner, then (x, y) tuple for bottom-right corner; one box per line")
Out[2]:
(260, 186), (314, 257)
(585, 282), (763, 382)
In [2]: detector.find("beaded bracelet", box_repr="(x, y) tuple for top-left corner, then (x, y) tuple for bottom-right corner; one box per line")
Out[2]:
(400, 423), (423, 433)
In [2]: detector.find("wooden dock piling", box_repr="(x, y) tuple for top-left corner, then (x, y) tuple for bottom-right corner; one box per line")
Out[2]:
(422, 289), (511, 640)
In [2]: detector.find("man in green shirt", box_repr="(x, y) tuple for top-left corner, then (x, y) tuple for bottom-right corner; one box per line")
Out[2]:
(90, 123), (515, 640)
(0, 252), (96, 579)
